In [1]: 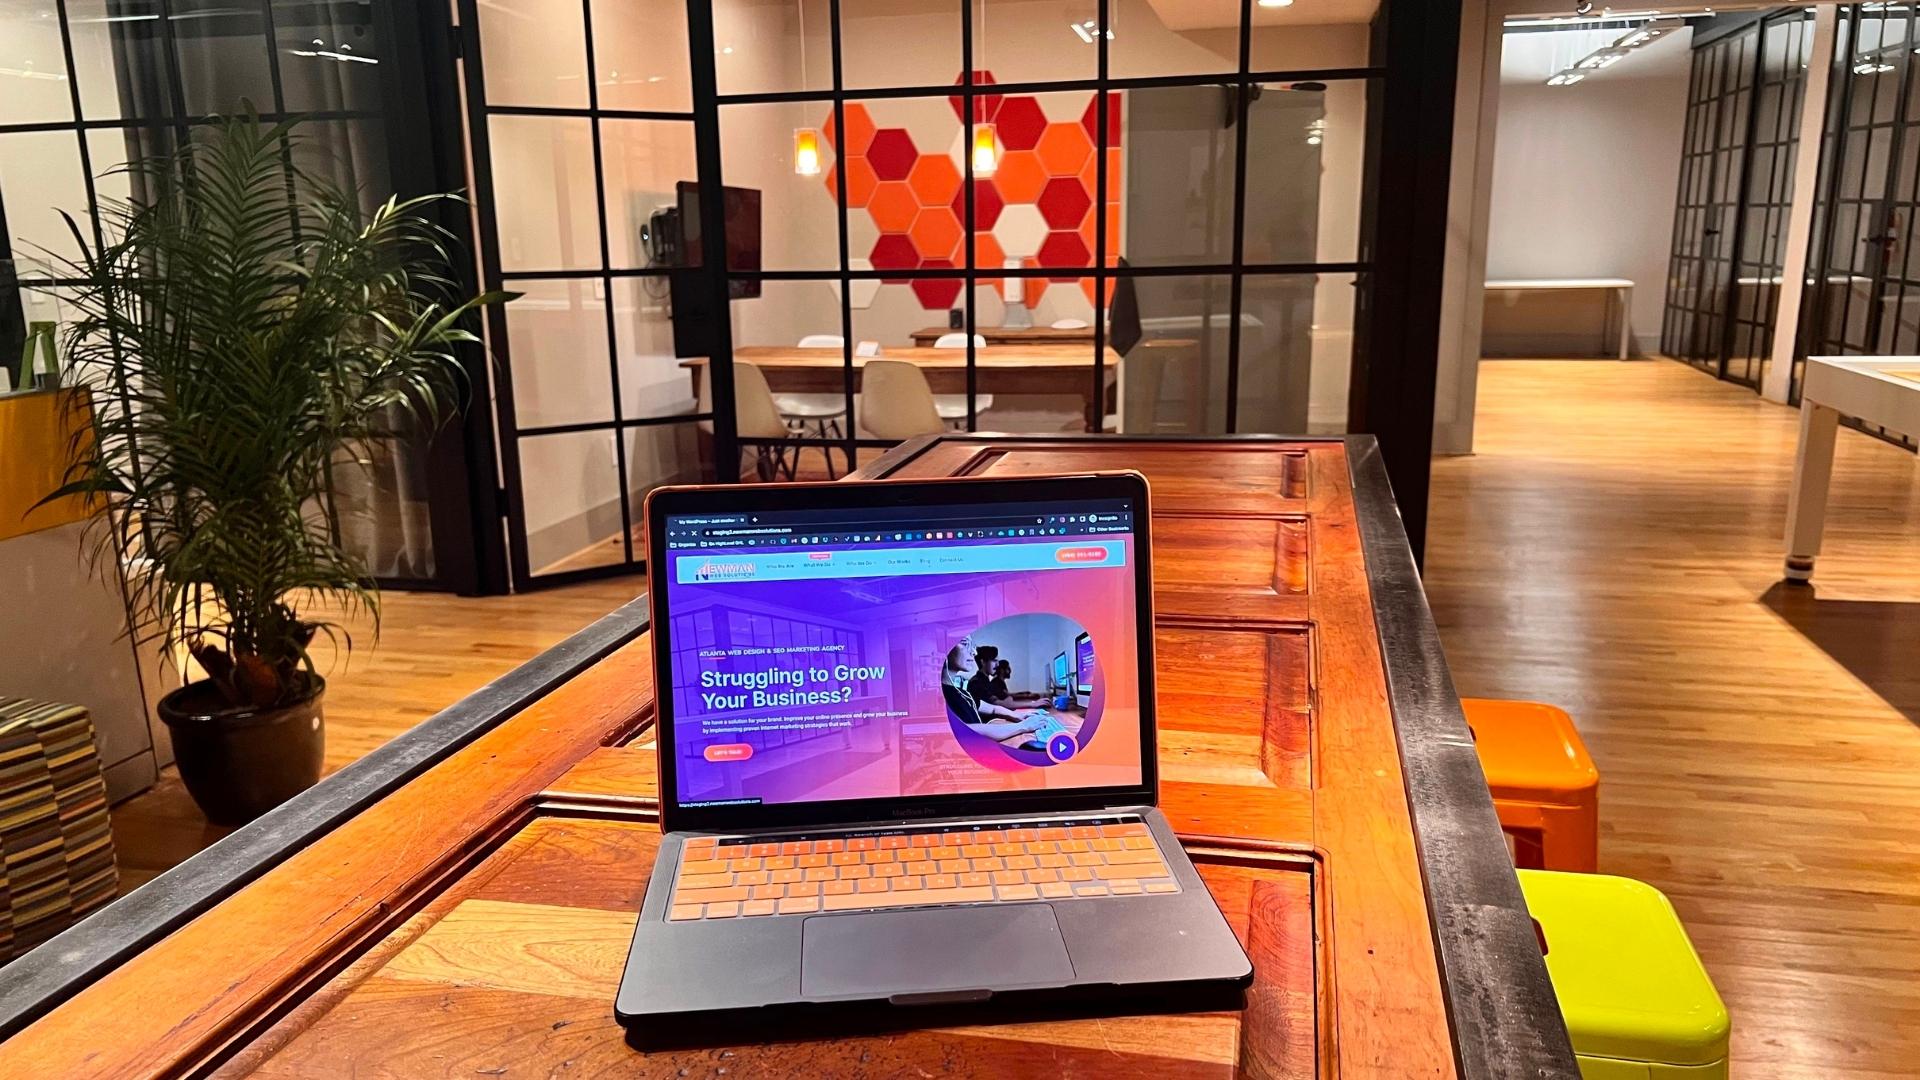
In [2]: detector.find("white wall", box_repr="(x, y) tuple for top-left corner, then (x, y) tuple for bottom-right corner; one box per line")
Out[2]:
(1482, 27), (1690, 356)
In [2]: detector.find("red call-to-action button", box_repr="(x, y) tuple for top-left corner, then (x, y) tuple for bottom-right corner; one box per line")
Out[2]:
(1054, 546), (1109, 564)
(704, 743), (754, 762)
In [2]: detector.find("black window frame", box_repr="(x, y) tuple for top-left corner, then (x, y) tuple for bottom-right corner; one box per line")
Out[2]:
(0, 0), (504, 594)
(452, 0), (1460, 580)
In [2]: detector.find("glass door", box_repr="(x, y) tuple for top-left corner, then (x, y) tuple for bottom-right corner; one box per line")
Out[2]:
(1725, 11), (1814, 388)
(1800, 4), (1919, 445)
(457, 0), (717, 586)
(1663, 25), (1752, 377)
(1661, 11), (1814, 389)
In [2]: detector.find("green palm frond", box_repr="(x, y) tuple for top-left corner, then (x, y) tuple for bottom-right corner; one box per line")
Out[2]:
(33, 112), (507, 709)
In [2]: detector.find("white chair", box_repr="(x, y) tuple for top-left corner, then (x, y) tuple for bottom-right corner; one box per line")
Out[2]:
(699, 361), (800, 480)
(859, 359), (946, 440)
(926, 333), (994, 425)
(777, 335), (850, 477)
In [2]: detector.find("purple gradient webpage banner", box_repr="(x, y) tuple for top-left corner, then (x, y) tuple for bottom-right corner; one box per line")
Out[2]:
(664, 536), (1142, 808)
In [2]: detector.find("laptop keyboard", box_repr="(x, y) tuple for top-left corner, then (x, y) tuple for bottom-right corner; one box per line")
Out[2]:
(666, 818), (1180, 921)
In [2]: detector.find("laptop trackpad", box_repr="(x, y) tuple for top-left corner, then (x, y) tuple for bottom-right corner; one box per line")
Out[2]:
(800, 905), (1075, 1001)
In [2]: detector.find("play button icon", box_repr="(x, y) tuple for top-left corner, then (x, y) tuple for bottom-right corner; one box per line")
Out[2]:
(1045, 732), (1079, 763)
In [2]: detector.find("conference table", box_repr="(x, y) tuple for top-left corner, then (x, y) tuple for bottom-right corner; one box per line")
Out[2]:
(909, 325), (1098, 346)
(1785, 355), (1920, 581)
(0, 436), (1577, 1078)
(684, 344), (1125, 428)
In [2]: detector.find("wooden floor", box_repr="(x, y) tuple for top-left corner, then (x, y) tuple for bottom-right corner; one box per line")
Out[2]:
(104, 358), (1920, 1074)
(1427, 359), (1920, 1079)
(108, 581), (645, 891)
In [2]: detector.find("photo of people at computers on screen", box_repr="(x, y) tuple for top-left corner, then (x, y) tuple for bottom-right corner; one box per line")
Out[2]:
(940, 614), (1100, 768)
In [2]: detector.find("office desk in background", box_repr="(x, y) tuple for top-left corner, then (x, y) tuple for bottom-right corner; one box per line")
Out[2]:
(1784, 355), (1920, 581)
(1484, 278), (1635, 359)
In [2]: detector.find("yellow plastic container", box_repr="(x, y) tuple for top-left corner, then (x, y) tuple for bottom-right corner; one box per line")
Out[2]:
(1518, 870), (1730, 1079)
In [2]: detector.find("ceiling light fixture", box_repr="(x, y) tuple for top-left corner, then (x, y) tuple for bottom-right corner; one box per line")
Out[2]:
(287, 38), (377, 64)
(1547, 15), (1685, 86)
(0, 64), (65, 81)
(1257, 0), (1295, 7)
(1069, 17), (1111, 43)
(1614, 16), (1683, 48)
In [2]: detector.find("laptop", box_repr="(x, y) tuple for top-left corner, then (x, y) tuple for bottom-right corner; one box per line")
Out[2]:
(616, 472), (1252, 1040)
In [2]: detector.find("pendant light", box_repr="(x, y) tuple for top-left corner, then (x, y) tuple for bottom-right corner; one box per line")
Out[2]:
(972, 0), (998, 175)
(794, 0), (822, 175)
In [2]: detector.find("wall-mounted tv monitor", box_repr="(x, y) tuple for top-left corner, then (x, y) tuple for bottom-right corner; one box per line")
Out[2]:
(1074, 631), (1094, 695)
(676, 181), (761, 300)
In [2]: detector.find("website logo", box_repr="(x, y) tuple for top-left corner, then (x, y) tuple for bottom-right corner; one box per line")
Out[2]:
(693, 558), (759, 581)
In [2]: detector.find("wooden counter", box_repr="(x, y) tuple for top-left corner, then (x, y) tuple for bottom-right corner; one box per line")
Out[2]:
(0, 436), (1577, 1078)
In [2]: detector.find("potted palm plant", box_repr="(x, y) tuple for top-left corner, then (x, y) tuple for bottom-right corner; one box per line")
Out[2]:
(41, 114), (506, 824)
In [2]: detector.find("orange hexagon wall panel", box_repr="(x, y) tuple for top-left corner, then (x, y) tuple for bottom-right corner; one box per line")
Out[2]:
(993, 150), (1047, 204)
(867, 181), (919, 234)
(841, 156), (878, 208)
(909, 207), (963, 264)
(908, 154), (962, 208)
(824, 103), (876, 157)
(825, 73), (1124, 310)
(1035, 122), (1093, 176)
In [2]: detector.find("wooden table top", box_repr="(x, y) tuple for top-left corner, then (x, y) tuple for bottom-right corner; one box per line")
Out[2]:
(684, 343), (1122, 370)
(0, 437), (1574, 1078)
(910, 325), (1098, 345)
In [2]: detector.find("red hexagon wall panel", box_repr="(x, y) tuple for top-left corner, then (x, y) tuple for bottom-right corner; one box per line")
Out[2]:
(956, 178), (1003, 231)
(995, 97), (1047, 151)
(1037, 176), (1092, 230)
(866, 128), (918, 181)
(828, 73), (1124, 310)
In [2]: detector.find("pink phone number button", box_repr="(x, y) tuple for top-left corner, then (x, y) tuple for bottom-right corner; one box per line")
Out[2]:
(1053, 546), (1109, 564)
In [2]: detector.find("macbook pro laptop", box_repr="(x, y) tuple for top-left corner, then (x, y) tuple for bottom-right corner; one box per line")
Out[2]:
(616, 473), (1252, 1039)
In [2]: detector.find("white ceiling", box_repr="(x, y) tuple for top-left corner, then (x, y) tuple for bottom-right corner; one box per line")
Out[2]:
(1143, 0), (1381, 32)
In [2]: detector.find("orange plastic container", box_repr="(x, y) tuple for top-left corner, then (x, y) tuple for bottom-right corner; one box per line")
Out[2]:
(1462, 699), (1600, 872)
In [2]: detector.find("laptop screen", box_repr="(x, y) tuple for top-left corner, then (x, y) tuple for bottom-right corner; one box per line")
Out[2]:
(659, 496), (1142, 811)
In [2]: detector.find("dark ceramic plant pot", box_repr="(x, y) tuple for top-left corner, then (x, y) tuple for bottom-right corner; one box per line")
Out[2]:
(158, 676), (326, 826)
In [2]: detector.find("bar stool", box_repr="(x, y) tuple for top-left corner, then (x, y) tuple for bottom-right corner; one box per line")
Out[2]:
(1519, 869), (1730, 1079)
(1462, 698), (1599, 872)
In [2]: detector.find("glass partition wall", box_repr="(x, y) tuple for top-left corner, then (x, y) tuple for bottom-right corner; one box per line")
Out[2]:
(459, 0), (1395, 586)
(1801, 2), (1920, 450)
(1659, 9), (1814, 390)
(459, 0), (705, 583)
(2, 0), (1449, 591)
(706, 0), (1376, 481)
(0, 0), (492, 590)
